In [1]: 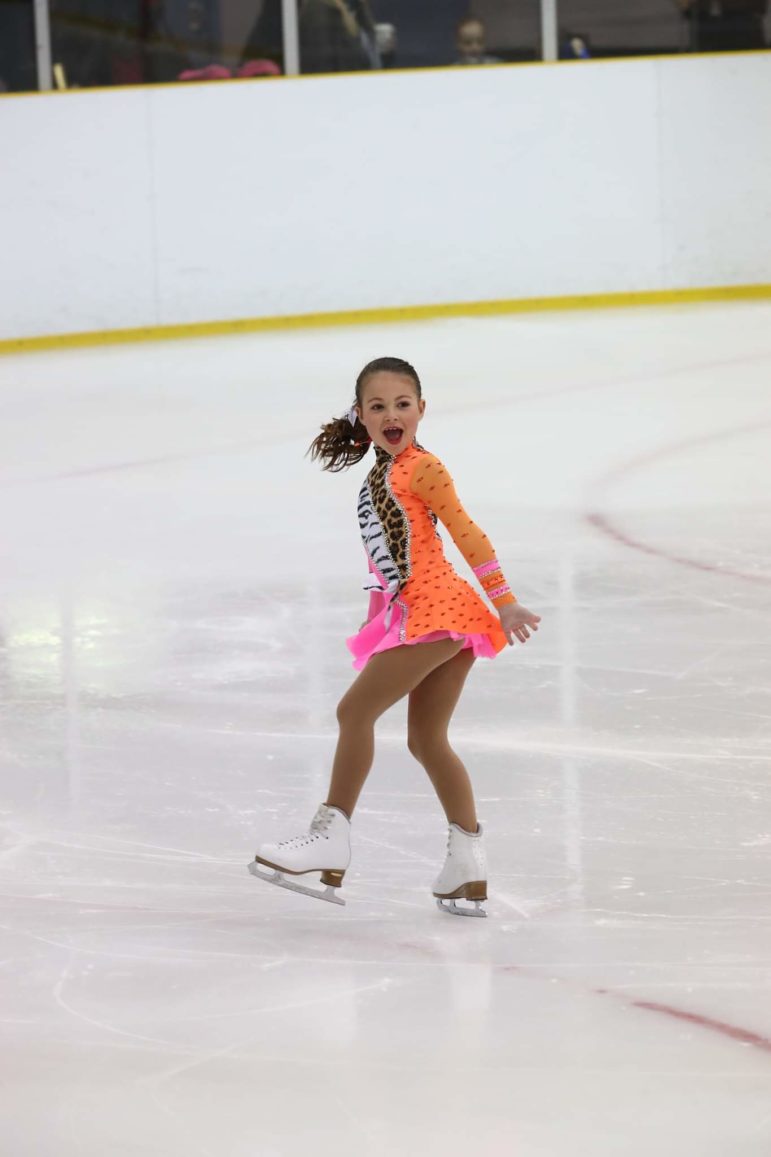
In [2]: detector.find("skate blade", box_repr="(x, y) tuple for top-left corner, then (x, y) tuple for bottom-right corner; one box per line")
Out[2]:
(436, 898), (487, 918)
(247, 861), (345, 906)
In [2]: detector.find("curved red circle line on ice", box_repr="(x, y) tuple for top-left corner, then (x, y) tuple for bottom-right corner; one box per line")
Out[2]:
(586, 511), (771, 588)
(497, 966), (771, 1057)
(628, 999), (771, 1054)
(586, 417), (771, 588)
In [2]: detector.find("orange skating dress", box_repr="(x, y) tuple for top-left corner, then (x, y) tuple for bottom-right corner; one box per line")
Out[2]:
(346, 442), (517, 670)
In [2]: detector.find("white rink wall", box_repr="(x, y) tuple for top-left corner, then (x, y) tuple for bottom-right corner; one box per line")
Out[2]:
(1, 52), (770, 341)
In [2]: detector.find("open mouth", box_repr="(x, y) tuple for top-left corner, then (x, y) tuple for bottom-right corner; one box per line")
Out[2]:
(384, 427), (403, 445)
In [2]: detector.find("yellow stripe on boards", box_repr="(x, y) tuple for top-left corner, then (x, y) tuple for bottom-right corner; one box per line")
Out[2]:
(1, 284), (770, 355)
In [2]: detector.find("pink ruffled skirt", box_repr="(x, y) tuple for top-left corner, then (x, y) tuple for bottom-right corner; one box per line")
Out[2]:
(346, 597), (499, 672)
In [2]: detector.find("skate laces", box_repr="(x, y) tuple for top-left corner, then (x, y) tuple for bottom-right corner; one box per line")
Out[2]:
(278, 808), (332, 849)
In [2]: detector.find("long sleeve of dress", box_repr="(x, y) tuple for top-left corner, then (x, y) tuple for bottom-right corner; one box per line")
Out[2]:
(409, 454), (516, 608)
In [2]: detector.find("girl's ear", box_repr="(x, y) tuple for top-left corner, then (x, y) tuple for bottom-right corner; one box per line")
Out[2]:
(418, 399), (426, 418)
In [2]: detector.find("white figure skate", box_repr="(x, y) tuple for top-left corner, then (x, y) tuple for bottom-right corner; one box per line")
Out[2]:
(248, 803), (351, 906)
(433, 822), (487, 917)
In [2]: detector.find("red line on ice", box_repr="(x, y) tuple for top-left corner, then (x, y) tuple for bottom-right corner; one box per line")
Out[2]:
(586, 417), (771, 588)
(629, 999), (771, 1054)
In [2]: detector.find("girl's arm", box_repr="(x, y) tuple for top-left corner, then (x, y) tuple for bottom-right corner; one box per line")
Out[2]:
(410, 453), (541, 646)
(409, 454), (516, 610)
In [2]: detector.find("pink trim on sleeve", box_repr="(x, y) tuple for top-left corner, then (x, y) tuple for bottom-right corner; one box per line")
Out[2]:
(473, 559), (502, 580)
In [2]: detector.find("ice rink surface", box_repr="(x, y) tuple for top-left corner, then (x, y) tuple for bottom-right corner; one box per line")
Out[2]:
(0, 303), (770, 1156)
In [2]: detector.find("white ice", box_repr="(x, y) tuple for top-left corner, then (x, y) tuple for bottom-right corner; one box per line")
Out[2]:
(0, 303), (770, 1157)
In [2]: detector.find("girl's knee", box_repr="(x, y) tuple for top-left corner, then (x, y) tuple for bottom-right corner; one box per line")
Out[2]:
(405, 726), (446, 763)
(406, 729), (425, 764)
(408, 728), (450, 764)
(336, 695), (354, 729)
(336, 693), (375, 730)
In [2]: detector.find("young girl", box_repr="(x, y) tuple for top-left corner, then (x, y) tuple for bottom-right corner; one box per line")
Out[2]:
(249, 356), (541, 916)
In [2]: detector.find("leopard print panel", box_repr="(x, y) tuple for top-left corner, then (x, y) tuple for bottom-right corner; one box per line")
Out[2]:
(366, 445), (413, 591)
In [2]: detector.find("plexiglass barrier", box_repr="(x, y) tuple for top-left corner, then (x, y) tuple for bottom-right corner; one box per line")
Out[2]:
(1, 0), (768, 92)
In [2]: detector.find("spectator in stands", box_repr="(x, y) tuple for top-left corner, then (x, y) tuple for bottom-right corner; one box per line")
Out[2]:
(677, 0), (767, 52)
(241, 0), (379, 75)
(561, 32), (591, 59)
(299, 0), (381, 73)
(454, 15), (501, 66)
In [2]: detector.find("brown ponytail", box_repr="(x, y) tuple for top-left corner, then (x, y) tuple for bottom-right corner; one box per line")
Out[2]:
(307, 411), (372, 473)
(307, 356), (422, 473)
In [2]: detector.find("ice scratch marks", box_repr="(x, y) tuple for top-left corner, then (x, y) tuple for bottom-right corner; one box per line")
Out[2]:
(53, 950), (183, 1052)
(140, 977), (397, 1089)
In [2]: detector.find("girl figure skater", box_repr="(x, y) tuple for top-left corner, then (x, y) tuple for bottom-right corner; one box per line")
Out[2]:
(249, 357), (541, 916)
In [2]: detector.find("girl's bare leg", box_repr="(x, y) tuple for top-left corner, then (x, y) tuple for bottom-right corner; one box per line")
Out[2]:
(406, 648), (477, 833)
(326, 638), (465, 818)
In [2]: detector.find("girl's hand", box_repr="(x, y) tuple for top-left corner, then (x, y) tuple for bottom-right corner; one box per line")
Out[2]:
(499, 603), (541, 646)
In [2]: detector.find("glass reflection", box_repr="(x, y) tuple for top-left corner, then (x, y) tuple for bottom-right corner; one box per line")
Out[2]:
(470, 0), (542, 63)
(46, 0), (285, 87)
(48, 0), (219, 86)
(299, 0), (380, 73)
(0, 0), (38, 91)
(306, 0), (543, 71)
(240, 0), (283, 72)
(8, 0), (770, 95)
(556, 0), (767, 60)
(678, 0), (767, 52)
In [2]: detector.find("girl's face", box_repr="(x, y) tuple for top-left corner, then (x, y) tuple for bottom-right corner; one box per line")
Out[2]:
(357, 372), (425, 456)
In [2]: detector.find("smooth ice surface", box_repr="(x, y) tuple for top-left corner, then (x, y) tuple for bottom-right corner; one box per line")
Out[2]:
(0, 304), (770, 1157)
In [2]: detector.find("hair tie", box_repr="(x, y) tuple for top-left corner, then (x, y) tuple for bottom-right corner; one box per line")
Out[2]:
(347, 406), (358, 426)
